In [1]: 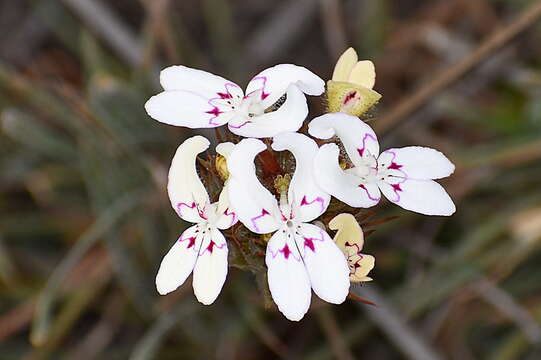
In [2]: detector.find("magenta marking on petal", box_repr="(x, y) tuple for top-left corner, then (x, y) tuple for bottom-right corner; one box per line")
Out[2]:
(207, 241), (215, 253)
(250, 209), (270, 232)
(249, 76), (270, 100)
(304, 238), (315, 252)
(381, 150), (407, 178)
(178, 234), (196, 248)
(223, 208), (237, 227)
(198, 240), (227, 257)
(196, 207), (208, 221)
(300, 195), (326, 213)
(177, 200), (207, 221)
(358, 184), (381, 202)
(176, 201), (196, 216)
(282, 244), (291, 259)
(383, 176), (407, 203)
(178, 232), (199, 253)
(302, 229), (326, 252)
(206, 107), (223, 117)
(356, 133), (378, 159)
(205, 82), (241, 127)
(228, 120), (252, 129)
(225, 82), (241, 96)
(268, 243), (302, 262)
(217, 92), (232, 99)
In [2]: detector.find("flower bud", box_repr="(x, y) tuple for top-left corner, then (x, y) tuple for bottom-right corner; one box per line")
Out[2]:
(215, 155), (229, 181)
(326, 47), (381, 117)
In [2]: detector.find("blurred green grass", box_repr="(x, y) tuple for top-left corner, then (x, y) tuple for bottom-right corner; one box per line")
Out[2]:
(1, 0), (541, 359)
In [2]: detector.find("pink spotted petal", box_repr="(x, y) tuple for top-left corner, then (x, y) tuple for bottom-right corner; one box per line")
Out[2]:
(296, 223), (350, 304)
(379, 177), (456, 216)
(192, 228), (228, 305)
(245, 64), (324, 108)
(156, 225), (201, 295)
(266, 230), (311, 321)
(227, 139), (280, 234)
(168, 136), (210, 223)
(378, 146), (455, 180)
(145, 91), (236, 129)
(160, 65), (242, 98)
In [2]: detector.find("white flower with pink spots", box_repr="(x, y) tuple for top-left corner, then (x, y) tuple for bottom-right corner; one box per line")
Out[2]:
(227, 133), (350, 321)
(145, 64), (324, 138)
(155, 136), (237, 305)
(309, 113), (456, 216)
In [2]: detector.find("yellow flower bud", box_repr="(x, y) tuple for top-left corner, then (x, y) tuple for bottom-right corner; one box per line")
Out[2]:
(329, 213), (375, 283)
(326, 47), (382, 117)
(215, 155), (229, 181)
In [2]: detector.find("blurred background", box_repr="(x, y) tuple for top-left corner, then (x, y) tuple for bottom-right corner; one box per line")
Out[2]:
(1, 0), (541, 359)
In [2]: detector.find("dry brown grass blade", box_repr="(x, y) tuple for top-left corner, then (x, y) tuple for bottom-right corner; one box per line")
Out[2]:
(348, 292), (378, 307)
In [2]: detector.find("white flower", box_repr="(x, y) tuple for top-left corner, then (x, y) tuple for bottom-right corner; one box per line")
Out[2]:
(227, 133), (350, 321)
(145, 64), (325, 138)
(309, 113), (456, 216)
(155, 136), (237, 305)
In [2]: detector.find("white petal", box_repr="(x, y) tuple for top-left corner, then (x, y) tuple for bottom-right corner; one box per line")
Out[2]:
(214, 141), (238, 229)
(156, 225), (201, 295)
(168, 136), (210, 223)
(192, 228), (228, 305)
(308, 113), (379, 167)
(214, 184), (237, 230)
(272, 132), (330, 222)
(379, 177), (456, 216)
(314, 144), (381, 208)
(266, 229), (311, 321)
(215, 142), (235, 159)
(245, 64), (325, 107)
(378, 146), (455, 180)
(160, 65), (242, 98)
(228, 85), (308, 138)
(332, 47), (358, 82)
(145, 91), (235, 128)
(227, 139), (280, 233)
(295, 223), (350, 304)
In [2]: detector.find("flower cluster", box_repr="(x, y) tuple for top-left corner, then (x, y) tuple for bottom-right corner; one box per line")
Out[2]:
(146, 48), (456, 321)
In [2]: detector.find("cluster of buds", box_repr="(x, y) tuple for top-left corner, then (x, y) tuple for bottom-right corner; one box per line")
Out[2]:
(145, 48), (455, 321)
